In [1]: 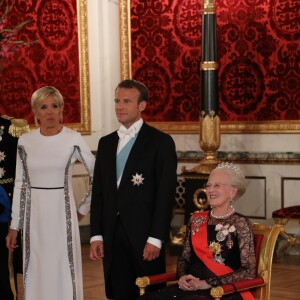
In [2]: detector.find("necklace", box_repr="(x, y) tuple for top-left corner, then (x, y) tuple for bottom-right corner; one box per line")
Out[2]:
(210, 207), (235, 219)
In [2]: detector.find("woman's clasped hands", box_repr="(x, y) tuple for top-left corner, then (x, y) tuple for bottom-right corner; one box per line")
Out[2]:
(178, 275), (211, 291)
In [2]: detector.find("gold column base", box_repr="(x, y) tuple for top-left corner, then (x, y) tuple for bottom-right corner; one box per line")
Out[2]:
(182, 113), (220, 175)
(182, 151), (220, 175)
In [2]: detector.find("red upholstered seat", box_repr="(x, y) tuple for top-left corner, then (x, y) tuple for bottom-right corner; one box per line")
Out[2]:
(272, 205), (300, 219)
(254, 234), (263, 273)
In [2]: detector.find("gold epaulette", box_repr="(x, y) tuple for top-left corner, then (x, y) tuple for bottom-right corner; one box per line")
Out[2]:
(2, 115), (30, 138)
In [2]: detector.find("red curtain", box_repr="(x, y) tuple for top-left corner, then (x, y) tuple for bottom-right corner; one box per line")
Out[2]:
(0, 0), (80, 124)
(130, 0), (300, 122)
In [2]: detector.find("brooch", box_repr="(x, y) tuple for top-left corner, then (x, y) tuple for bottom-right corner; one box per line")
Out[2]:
(131, 173), (144, 186)
(191, 215), (207, 235)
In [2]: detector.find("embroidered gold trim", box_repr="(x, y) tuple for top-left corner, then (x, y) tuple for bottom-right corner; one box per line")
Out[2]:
(1, 115), (30, 138)
(0, 177), (14, 184)
(9, 119), (30, 138)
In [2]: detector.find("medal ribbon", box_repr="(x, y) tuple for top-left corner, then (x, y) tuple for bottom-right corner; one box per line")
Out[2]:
(191, 211), (254, 300)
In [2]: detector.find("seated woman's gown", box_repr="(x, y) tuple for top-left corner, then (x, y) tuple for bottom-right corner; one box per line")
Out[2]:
(137, 212), (256, 300)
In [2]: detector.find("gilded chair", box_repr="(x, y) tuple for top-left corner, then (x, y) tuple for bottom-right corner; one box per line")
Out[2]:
(136, 223), (283, 300)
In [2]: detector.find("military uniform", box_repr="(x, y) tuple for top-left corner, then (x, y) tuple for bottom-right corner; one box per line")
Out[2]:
(0, 115), (29, 300)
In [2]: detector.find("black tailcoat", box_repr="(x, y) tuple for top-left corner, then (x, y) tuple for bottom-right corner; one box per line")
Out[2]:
(90, 122), (177, 297)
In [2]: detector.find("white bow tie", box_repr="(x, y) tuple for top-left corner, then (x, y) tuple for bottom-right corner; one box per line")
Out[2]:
(117, 127), (136, 139)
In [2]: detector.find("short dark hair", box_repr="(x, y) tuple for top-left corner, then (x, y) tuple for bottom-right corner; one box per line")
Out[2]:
(116, 79), (148, 103)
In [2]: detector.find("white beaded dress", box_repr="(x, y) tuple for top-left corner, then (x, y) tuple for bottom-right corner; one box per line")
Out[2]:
(10, 127), (95, 300)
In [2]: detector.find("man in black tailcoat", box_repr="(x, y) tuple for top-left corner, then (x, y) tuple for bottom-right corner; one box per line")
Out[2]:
(0, 115), (29, 299)
(90, 80), (177, 300)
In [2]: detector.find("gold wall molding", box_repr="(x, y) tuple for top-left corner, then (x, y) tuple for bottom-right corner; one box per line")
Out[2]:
(145, 120), (300, 134)
(72, 0), (91, 134)
(119, 0), (131, 80)
(177, 151), (300, 165)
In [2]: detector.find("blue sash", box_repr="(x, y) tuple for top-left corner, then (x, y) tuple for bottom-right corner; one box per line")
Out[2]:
(116, 135), (137, 182)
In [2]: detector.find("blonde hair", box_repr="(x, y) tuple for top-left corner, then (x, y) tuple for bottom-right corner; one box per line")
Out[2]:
(31, 86), (64, 126)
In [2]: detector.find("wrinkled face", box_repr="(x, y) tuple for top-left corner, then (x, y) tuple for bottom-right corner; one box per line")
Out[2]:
(206, 169), (237, 208)
(114, 87), (147, 128)
(34, 96), (63, 128)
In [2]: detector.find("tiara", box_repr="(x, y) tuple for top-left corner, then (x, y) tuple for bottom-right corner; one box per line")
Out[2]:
(216, 162), (244, 177)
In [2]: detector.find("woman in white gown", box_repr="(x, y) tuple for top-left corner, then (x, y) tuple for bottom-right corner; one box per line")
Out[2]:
(6, 86), (95, 300)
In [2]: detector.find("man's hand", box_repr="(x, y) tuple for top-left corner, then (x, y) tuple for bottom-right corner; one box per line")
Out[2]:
(143, 242), (160, 261)
(90, 240), (104, 260)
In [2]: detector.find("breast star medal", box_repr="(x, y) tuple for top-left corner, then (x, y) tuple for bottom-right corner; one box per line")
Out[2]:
(209, 241), (222, 255)
(131, 173), (144, 186)
(209, 241), (225, 265)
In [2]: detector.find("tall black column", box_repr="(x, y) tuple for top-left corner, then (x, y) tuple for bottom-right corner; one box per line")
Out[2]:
(182, 0), (220, 176)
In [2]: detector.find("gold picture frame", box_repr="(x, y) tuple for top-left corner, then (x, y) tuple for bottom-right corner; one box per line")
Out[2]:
(119, 0), (300, 134)
(71, 0), (90, 134)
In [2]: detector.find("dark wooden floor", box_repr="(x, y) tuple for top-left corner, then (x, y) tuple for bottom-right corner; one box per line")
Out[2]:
(17, 244), (300, 299)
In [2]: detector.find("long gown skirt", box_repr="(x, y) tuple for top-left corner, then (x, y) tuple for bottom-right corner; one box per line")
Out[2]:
(24, 188), (83, 300)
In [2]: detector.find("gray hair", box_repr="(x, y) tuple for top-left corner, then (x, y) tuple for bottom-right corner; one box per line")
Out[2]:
(213, 162), (247, 200)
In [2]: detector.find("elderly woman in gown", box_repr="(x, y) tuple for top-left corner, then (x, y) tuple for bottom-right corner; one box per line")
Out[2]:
(137, 162), (256, 300)
(6, 86), (95, 300)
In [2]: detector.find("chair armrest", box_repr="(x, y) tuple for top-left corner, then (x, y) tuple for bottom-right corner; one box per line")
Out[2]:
(147, 272), (177, 284)
(210, 276), (265, 299)
(136, 272), (177, 295)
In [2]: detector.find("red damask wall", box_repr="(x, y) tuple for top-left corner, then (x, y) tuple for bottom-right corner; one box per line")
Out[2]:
(0, 0), (80, 124)
(131, 0), (300, 122)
